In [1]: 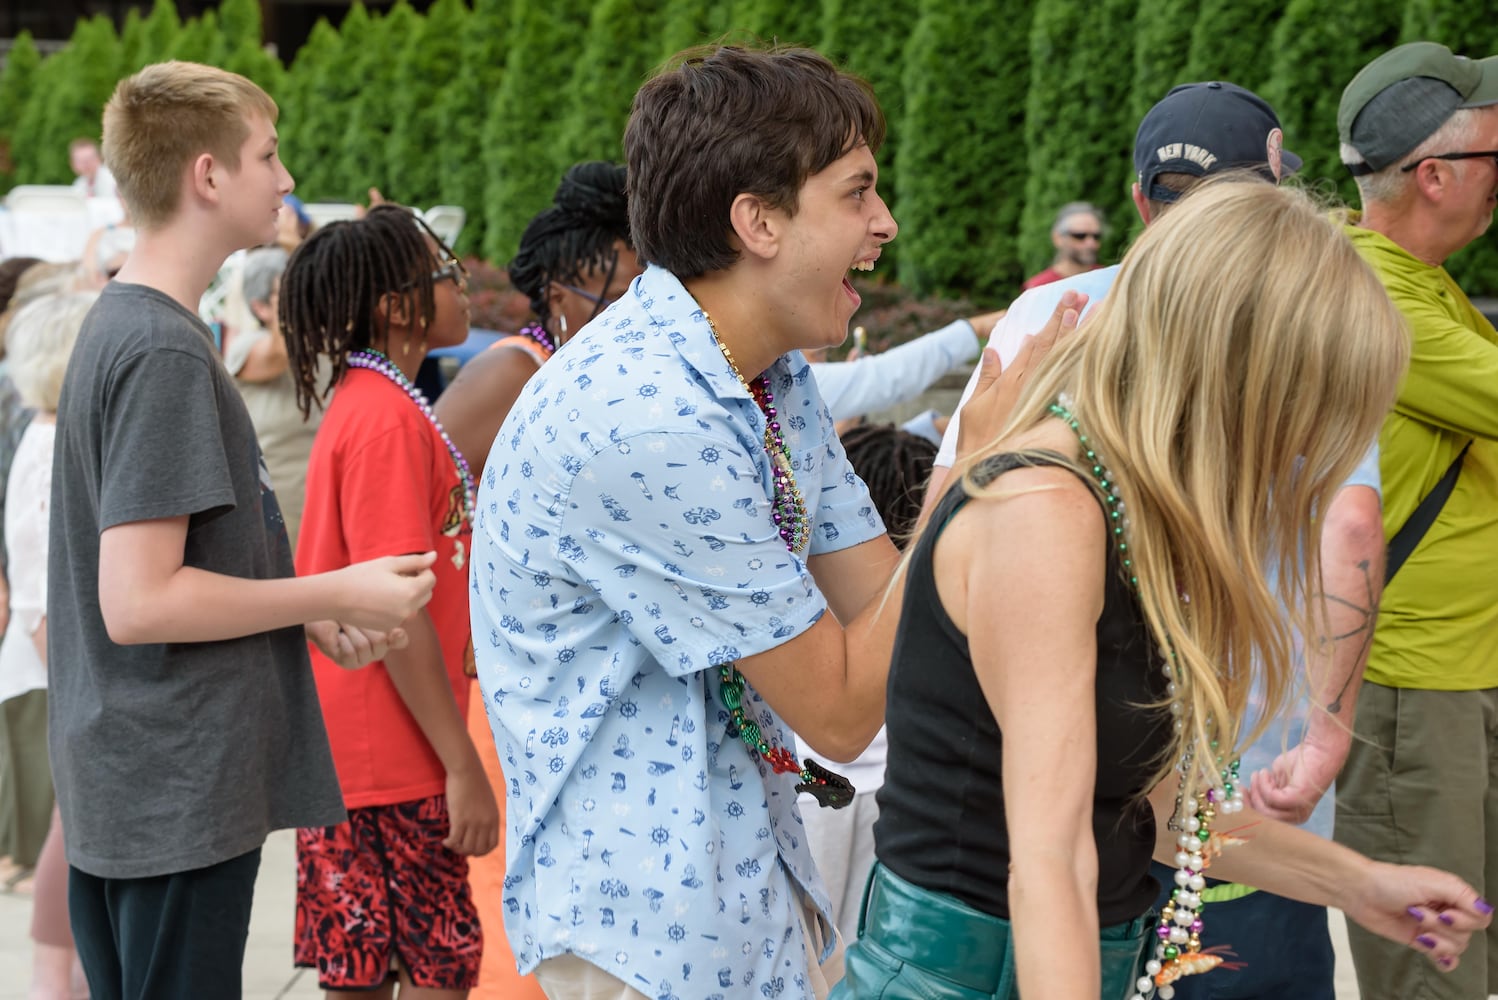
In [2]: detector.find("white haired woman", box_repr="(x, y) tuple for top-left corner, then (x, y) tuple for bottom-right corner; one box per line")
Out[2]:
(0, 291), (94, 999)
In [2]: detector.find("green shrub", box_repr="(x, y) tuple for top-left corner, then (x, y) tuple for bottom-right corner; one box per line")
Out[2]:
(657, 0), (734, 57)
(171, 7), (219, 63)
(281, 6), (372, 202)
(1262, 0), (1403, 210)
(119, 0), (182, 74)
(12, 17), (122, 186)
(386, 0), (469, 210)
(434, 0), (511, 256)
(1184, 0), (1287, 94)
(1131, 2), (1196, 126)
(0, 32), (41, 192)
(730, 0), (827, 49)
(1020, 0), (1137, 289)
(480, 0), (592, 264)
(897, 0), (1036, 302)
(822, 0), (918, 280)
(336, 1), (419, 202)
(215, 0), (284, 94)
(556, 0), (666, 167)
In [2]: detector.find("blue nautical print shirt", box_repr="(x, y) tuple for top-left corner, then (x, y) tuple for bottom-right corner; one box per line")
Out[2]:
(470, 264), (885, 999)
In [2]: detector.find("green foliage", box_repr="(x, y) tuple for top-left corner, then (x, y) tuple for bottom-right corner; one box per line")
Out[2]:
(0, 32), (42, 192)
(215, 0), (284, 93)
(731, 0), (827, 49)
(336, 1), (420, 201)
(1131, 1), (1196, 125)
(386, 0), (469, 209)
(1184, 0), (1288, 94)
(1263, 0), (1404, 209)
(822, 0), (919, 280)
(11, 17), (123, 186)
(171, 7), (219, 64)
(281, 7), (371, 202)
(657, 0), (734, 57)
(556, 0), (665, 167)
(1399, 4), (1498, 290)
(118, 0), (181, 73)
(1020, 0), (1138, 282)
(480, 0), (593, 264)
(434, 0), (511, 256)
(896, 0), (1034, 301)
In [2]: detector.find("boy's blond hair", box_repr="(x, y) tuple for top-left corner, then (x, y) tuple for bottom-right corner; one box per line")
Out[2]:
(102, 61), (278, 229)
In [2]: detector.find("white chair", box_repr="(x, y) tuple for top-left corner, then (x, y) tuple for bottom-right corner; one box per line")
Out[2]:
(301, 202), (361, 230)
(419, 205), (466, 248)
(3, 185), (91, 262)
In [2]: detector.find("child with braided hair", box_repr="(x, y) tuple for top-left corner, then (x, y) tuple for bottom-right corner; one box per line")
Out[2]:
(282, 204), (499, 998)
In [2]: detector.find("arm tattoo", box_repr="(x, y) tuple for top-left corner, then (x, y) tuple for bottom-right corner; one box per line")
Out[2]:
(1315, 558), (1378, 715)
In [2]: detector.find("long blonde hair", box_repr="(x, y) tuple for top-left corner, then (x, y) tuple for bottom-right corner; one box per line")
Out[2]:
(954, 179), (1409, 800)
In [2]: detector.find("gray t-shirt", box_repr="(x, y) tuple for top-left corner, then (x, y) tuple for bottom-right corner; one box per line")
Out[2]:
(48, 282), (344, 879)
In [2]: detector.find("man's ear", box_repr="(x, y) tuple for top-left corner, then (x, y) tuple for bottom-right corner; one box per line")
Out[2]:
(1411, 160), (1450, 203)
(1131, 183), (1152, 226)
(728, 192), (780, 262)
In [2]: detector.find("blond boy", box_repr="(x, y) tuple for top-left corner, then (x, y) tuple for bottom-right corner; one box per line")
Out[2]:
(47, 62), (435, 1000)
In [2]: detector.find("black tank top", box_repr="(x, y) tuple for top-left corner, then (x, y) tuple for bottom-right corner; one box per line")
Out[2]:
(874, 451), (1172, 925)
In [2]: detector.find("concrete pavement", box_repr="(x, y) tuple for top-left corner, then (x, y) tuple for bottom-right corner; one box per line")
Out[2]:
(0, 829), (1424, 1000)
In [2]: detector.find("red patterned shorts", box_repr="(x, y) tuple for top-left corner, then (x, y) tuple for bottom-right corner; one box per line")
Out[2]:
(294, 794), (481, 990)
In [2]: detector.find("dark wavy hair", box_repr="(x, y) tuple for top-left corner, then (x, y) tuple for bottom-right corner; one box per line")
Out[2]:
(625, 44), (885, 278)
(508, 161), (631, 327)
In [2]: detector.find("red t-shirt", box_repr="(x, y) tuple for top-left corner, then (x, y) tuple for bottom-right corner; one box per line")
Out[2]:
(296, 368), (473, 809)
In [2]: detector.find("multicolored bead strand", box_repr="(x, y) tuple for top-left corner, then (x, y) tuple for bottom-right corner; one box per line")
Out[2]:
(1048, 398), (1245, 998)
(348, 349), (475, 525)
(702, 313), (851, 809)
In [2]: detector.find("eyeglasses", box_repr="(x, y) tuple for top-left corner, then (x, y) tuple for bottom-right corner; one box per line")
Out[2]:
(1400, 150), (1498, 172)
(1064, 231), (1103, 242)
(431, 257), (469, 287)
(558, 250), (623, 322)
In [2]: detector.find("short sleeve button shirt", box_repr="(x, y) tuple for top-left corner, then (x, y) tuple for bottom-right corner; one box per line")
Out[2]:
(471, 265), (884, 998)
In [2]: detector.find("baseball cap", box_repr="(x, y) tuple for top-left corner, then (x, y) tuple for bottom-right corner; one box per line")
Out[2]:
(1134, 82), (1301, 203)
(1339, 42), (1498, 175)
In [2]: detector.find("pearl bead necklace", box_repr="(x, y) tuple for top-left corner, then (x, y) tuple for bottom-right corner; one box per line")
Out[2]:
(1048, 397), (1244, 999)
(348, 349), (475, 525)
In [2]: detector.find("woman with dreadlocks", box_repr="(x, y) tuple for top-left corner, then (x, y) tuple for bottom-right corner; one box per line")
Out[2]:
(280, 203), (499, 998)
(431, 163), (638, 1000)
(436, 161), (640, 473)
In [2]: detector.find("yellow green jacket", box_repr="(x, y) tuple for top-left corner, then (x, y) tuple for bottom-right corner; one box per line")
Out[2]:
(1346, 220), (1498, 690)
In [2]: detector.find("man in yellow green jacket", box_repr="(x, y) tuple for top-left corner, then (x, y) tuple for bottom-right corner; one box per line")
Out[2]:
(1335, 40), (1498, 1000)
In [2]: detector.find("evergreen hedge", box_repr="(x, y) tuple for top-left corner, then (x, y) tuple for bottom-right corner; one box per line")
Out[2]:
(3, 0), (1498, 299)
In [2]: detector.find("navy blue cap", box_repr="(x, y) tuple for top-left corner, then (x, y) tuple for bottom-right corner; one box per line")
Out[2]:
(1134, 82), (1301, 203)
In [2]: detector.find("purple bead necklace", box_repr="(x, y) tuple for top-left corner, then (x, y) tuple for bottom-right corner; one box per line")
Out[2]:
(348, 349), (474, 525)
(518, 321), (557, 357)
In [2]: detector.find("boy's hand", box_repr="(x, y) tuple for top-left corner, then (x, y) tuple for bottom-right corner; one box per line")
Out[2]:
(444, 760), (500, 857)
(335, 552), (437, 631)
(305, 620), (411, 669)
(955, 291), (1084, 464)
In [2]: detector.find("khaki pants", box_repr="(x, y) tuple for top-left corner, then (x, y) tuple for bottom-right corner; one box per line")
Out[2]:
(535, 893), (844, 1000)
(1335, 682), (1498, 1000)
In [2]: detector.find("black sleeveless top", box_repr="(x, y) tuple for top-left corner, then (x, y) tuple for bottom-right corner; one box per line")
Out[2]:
(873, 452), (1172, 925)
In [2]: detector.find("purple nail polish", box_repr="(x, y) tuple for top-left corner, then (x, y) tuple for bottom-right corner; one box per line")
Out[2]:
(1408, 906), (1426, 921)
(1439, 912), (1455, 926)
(1417, 935), (1437, 949)
(1476, 898), (1494, 916)
(1439, 957), (1454, 970)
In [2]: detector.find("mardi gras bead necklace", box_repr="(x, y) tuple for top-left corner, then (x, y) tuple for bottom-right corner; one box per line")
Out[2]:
(348, 349), (475, 526)
(517, 320), (557, 357)
(705, 312), (851, 809)
(1048, 397), (1244, 999)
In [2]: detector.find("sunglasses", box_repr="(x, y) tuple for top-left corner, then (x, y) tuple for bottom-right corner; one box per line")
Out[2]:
(1400, 150), (1498, 172)
(1064, 231), (1103, 242)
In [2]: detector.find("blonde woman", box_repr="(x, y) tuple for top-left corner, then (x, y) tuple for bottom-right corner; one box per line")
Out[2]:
(1, 291), (94, 999)
(833, 181), (1491, 1000)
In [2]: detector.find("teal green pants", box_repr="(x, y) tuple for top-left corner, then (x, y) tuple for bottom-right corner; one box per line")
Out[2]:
(832, 863), (1152, 1000)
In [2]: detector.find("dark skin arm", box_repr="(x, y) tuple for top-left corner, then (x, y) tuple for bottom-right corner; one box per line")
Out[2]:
(433, 344), (543, 472)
